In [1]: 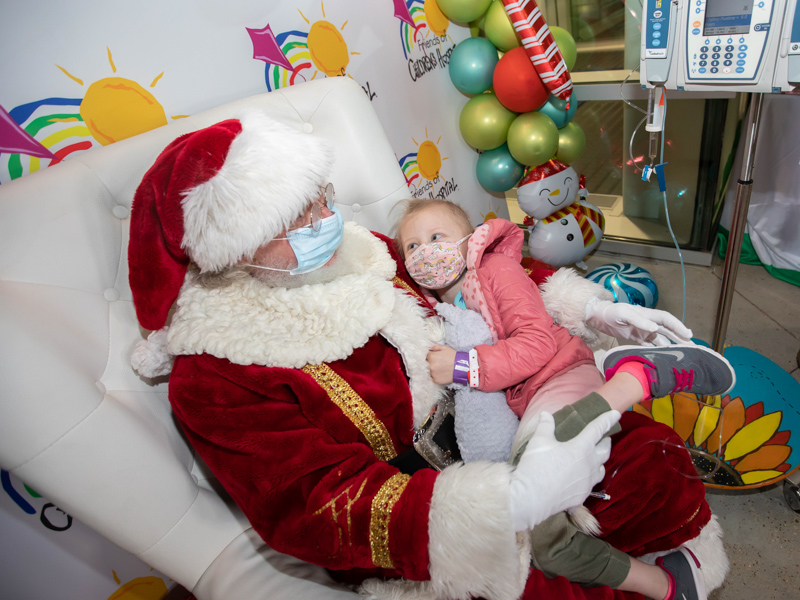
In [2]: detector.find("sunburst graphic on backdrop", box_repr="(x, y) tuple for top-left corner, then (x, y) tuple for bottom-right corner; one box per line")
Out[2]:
(0, 48), (185, 184)
(394, 0), (453, 59)
(399, 127), (448, 188)
(251, 1), (360, 92)
(107, 569), (168, 600)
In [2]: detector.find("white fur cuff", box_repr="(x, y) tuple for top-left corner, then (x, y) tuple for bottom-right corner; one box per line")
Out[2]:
(539, 268), (614, 350)
(427, 462), (529, 600)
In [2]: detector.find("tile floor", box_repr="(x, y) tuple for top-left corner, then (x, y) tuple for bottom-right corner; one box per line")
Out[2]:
(584, 250), (800, 600)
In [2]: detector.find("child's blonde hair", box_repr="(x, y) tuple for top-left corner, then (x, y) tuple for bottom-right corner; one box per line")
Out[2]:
(392, 198), (474, 257)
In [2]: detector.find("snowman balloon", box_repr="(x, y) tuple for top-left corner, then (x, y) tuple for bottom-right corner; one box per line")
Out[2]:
(517, 159), (583, 219)
(516, 159), (605, 269)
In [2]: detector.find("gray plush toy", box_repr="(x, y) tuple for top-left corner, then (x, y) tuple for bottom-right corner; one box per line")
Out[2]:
(435, 302), (520, 463)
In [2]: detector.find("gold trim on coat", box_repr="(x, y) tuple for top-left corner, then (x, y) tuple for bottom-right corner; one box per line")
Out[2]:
(370, 472), (411, 569)
(302, 363), (398, 461)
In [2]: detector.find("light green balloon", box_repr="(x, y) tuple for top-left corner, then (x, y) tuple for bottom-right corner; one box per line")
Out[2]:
(459, 93), (516, 150)
(550, 26), (577, 71)
(507, 112), (559, 166)
(484, 0), (520, 51)
(555, 121), (586, 165)
(469, 14), (487, 37)
(437, 0), (493, 24)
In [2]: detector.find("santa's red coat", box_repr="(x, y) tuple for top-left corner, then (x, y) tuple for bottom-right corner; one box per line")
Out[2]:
(164, 224), (712, 600)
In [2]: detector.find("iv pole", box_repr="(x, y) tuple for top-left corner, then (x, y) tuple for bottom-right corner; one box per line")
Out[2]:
(712, 93), (764, 353)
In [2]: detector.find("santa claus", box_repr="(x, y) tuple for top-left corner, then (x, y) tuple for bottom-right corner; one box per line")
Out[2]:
(127, 112), (727, 600)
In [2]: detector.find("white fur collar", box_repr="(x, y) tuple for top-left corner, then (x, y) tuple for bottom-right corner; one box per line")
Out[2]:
(167, 222), (444, 427)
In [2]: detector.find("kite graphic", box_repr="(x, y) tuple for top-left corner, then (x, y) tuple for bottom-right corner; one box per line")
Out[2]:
(396, 0), (452, 60)
(0, 105), (57, 161)
(250, 4), (360, 92)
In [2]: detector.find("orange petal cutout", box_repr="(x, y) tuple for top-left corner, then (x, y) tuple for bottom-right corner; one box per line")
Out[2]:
(632, 404), (652, 418)
(735, 444), (791, 473)
(672, 393), (701, 442)
(724, 412), (782, 461)
(707, 397), (745, 455)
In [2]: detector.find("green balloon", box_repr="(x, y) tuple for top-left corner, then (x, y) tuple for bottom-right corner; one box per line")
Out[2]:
(484, 0), (519, 51)
(555, 121), (586, 165)
(459, 93), (516, 151)
(551, 26), (577, 71)
(437, 0), (493, 24)
(507, 112), (559, 166)
(469, 14), (487, 37)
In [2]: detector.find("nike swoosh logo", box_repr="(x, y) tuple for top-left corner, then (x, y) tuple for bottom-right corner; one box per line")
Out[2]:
(646, 349), (685, 361)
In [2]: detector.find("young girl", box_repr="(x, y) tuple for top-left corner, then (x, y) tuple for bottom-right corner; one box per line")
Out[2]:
(395, 198), (733, 600)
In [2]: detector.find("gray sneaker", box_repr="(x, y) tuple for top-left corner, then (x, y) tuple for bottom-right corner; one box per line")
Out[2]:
(657, 548), (707, 600)
(603, 344), (736, 398)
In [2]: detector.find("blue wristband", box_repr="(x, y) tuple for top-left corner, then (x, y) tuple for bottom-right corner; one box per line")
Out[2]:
(452, 351), (470, 385)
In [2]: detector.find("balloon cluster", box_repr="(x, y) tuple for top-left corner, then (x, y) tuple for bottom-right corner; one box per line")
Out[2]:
(442, 0), (585, 192)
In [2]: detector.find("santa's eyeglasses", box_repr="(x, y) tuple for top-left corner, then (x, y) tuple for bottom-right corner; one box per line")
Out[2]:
(284, 183), (336, 235)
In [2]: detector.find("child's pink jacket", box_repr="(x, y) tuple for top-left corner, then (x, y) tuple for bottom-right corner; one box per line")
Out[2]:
(422, 218), (595, 417)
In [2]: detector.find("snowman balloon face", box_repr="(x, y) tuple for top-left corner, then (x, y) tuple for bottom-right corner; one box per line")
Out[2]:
(527, 199), (606, 268)
(516, 159), (580, 220)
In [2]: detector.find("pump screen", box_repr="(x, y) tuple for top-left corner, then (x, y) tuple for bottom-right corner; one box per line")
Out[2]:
(703, 1), (753, 36)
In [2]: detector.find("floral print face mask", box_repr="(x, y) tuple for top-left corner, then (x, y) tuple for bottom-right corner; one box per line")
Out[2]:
(404, 234), (471, 290)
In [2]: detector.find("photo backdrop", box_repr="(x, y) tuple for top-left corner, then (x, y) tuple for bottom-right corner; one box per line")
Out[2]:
(0, 2), (509, 598)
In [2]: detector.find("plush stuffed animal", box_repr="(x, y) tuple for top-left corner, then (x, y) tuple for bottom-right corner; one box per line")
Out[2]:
(435, 302), (519, 463)
(436, 301), (600, 535)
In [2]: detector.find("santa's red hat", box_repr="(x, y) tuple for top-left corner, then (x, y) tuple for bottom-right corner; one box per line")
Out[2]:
(128, 110), (334, 333)
(518, 158), (570, 187)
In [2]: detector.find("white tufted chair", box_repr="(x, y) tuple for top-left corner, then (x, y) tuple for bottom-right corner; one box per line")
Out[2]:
(0, 77), (411, 599)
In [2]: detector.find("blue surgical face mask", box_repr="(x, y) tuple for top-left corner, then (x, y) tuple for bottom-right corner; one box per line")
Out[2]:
(247, 206), (344, 275)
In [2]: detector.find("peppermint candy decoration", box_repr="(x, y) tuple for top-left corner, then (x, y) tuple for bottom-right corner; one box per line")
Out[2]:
(585, 263), (659, 309)
(501, 0), (572, 101)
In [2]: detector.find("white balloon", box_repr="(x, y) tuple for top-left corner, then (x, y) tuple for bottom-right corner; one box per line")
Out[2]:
(517, 164), (580, 220)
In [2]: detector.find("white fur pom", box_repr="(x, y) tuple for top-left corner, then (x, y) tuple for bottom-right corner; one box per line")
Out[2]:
(131, 327), (174, 378)
(567, 505), (602, 536)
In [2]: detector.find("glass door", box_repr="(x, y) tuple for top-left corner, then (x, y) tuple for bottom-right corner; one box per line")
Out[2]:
(507, 0), (742, 259)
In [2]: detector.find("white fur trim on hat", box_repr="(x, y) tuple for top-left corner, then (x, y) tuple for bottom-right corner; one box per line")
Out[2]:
(181, 110), (334, 272)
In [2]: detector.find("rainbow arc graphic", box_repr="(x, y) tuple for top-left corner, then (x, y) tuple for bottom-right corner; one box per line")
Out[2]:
(0, 98), (93, 183)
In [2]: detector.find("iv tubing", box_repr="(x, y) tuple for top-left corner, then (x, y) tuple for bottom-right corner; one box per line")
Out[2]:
(658, 89), (687, 323)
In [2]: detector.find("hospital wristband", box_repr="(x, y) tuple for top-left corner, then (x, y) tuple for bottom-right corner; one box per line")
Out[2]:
(452, 352), (470, 386)
(468, 348), (480, 388)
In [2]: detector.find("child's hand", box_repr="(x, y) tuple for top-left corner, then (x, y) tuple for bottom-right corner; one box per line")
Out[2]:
(426, 344), (457, 385)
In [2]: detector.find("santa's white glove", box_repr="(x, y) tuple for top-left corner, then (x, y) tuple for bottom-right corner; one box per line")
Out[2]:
(509, 410), (620, 532)
(585, 297), (694, 346)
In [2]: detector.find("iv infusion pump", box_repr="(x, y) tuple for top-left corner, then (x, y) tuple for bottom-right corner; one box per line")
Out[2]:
(641, 0), (800, 91)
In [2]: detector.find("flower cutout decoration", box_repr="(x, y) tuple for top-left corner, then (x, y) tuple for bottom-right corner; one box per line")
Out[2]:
(633, 393), (795, 489)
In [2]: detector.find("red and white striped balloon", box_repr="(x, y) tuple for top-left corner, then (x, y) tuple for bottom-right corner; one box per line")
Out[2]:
(501, 0), (572, 101)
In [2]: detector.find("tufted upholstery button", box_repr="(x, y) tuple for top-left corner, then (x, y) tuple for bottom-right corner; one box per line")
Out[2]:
(112, 205), (130, 219)
(302, 122), (314, 133)
(351, 203), (361, 213)
(104, 288), (120, 302)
